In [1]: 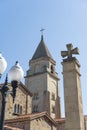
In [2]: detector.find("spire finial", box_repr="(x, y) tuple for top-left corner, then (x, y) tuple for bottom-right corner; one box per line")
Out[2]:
(40, 28), (45, 35)
(40, 28), (45, 40)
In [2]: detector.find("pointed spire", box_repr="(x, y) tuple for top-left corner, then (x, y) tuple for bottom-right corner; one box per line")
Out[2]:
(31, 34), (54, 61)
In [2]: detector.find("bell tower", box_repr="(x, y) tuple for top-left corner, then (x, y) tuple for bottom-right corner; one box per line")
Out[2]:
(25, 35), (61, 118)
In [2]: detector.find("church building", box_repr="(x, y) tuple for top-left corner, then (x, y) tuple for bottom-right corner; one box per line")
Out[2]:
(0, 35), (87, 130)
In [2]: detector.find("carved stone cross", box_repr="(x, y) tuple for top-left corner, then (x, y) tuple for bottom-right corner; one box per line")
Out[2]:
(61, 43), (79, 59)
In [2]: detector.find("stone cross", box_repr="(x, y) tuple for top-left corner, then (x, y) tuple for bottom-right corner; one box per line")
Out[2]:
(61, 43), (79, 59)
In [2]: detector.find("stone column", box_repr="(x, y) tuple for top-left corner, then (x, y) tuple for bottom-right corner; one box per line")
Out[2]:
(61, 44), (84, 130)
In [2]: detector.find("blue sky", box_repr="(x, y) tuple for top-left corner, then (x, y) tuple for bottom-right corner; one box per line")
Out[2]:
(0, 0), (87, 117)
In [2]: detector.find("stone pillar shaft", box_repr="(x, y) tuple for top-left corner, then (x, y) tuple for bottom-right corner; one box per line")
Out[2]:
(62, 58), (84, 130)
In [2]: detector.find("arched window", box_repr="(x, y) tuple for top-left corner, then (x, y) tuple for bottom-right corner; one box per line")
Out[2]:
(33, 93), (39, 100)
(32, 105), (39, 113)
(18, 104), (20, 113)
(14, 104), (16, 113)
(14, 104), (22, 115)
(51, 65), (54, 73)
(20, 106), (22, 114)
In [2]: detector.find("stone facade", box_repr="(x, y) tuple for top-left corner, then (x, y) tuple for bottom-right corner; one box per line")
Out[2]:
(25, 59), (60, 118)
(55, 118), (65, 130)
(0, 82), (32, 120)
(30, 117), (56, 130)
(5, 112), (57, 130)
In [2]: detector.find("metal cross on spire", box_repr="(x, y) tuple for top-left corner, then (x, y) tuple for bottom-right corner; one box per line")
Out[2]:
(40, 28), (45, 36)
(61, 43), (79, 59)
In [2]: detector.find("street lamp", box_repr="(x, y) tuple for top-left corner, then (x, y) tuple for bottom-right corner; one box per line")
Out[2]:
(0, 53), (24, 130)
